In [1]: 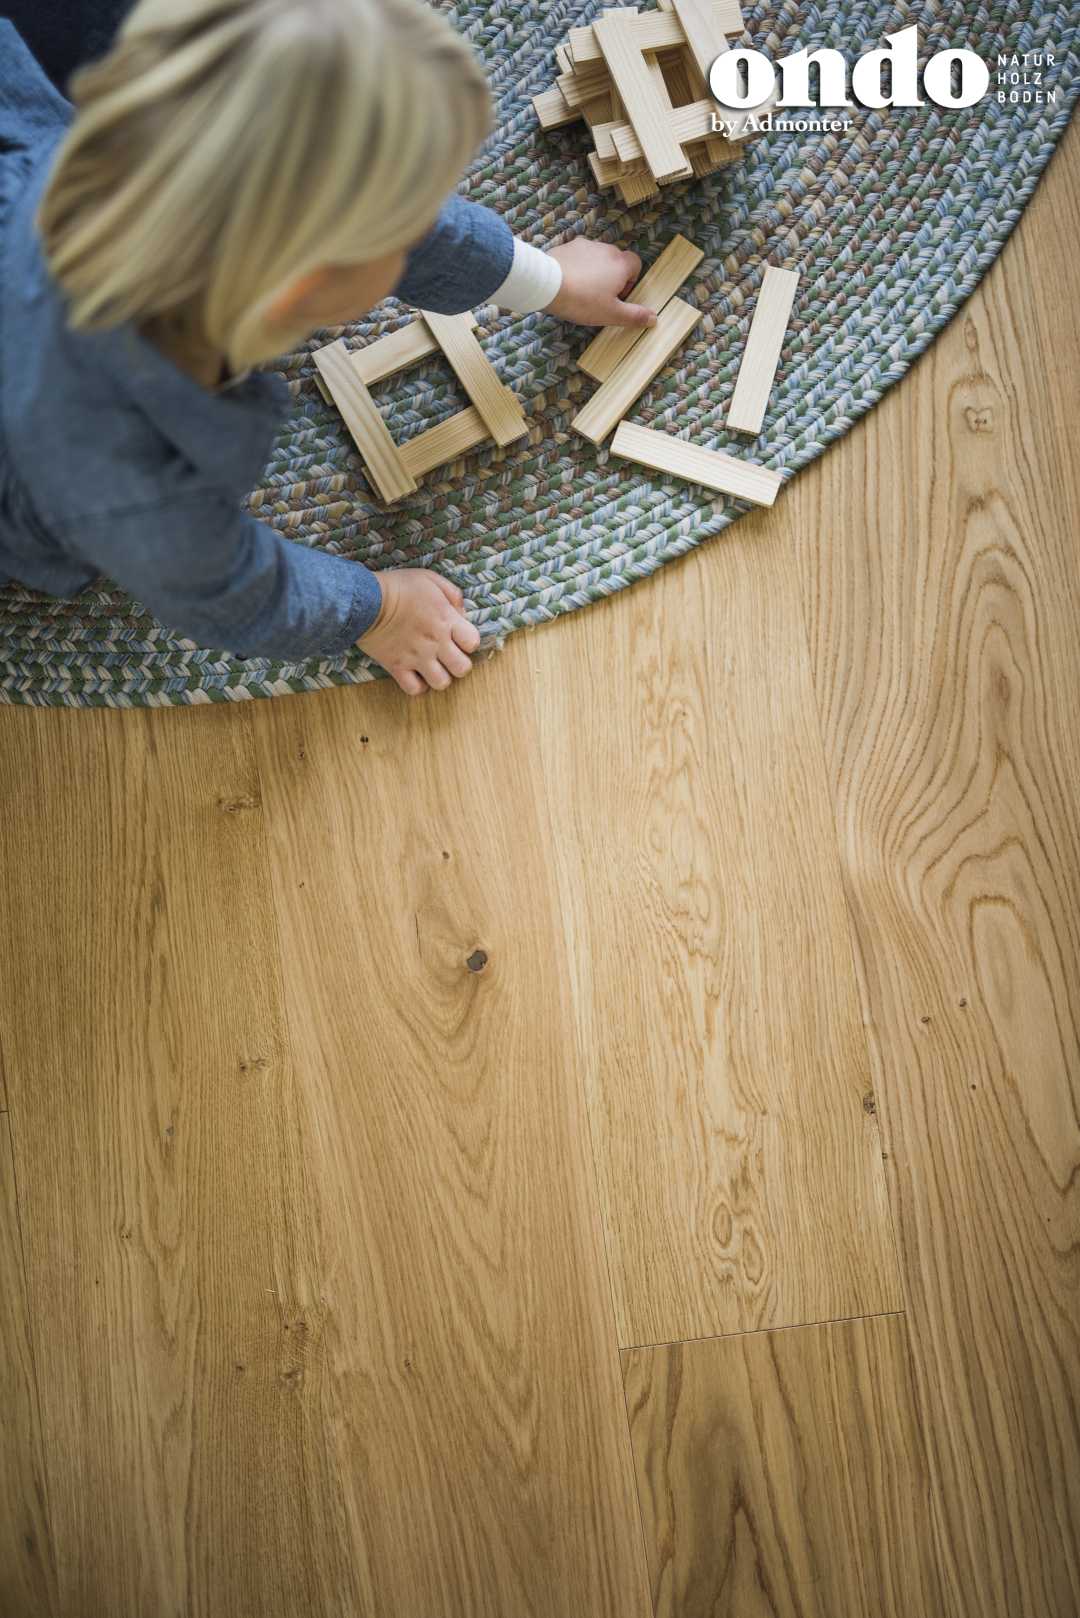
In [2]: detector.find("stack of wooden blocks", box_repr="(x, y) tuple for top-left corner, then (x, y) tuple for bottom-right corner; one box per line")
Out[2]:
(531, 0), (767, 204)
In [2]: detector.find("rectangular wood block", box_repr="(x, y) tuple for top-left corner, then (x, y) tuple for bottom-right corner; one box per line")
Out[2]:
(573, 295), (702, 444)
(616, 171), (661, 205)
(531, 83), (578, 129)
(609, 97), (716, 165)
(611, 420), (783, 504)
(398, 405), (490, 480)
(594, 10), (692, 183)
(422, 311), (527, 448)
(672, 0), (731, 84)
(578, 235), (704, 383)
(570, 0), (743, 65)
(557, 63), (612, 109)
(350, 312), (478, 388)
(313, 339), (416, 503)
(725, 265), (800, 434)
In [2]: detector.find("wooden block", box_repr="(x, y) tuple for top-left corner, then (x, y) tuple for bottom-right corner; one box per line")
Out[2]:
(555, 42), (574, 74)
(615, 171), (661, 206)
(580, 93), (613, 129)
(422, 310), (528, 448)
(572, 294), (702, 444)
(350, 312), (478, 388)
(578, 235), (704, 383)
(725, 265), (800, 435)
(591, 120), (620, 160)
(570, 0), (743, 65)
(589, 149), (646, 190)
(672, 0), (730, 85)
(611, 420), (783, 504)
(531, 83), (578, 130)
(312, 339), (416, 503)
(594, 11), (692, 183)
(398, 405), (490, 480)
(607, 97), (717, 164)
(557, 64), (612, 109)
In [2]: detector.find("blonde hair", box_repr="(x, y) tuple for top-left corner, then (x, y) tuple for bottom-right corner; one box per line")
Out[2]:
(37, 0), (493, 370)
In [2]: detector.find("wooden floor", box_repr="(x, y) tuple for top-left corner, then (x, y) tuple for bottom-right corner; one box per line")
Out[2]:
(2, 114), (1078, 1618)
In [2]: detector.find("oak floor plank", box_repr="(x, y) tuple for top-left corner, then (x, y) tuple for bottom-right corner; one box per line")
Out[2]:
(787, 169), (1080, 1616)
(1021, 115), (1080, 567)
(0, 703), (359, 1618)
(622, 1314), (947, 1618)
(250, 658), (653, 1618)
(528, 508), (902, 1350)
(0, 1111), (59, 1618)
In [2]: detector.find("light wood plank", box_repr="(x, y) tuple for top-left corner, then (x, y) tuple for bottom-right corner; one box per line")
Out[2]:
(557, 63), (613, 110)
(0, 1112), (59, 1618)
(529, 499), (903, 1348)
(398, 403), (489, 479)
(350, 312), (478, 388)
(594, 10), (692, 183)
(250, 656), (654, 1618)
(622, 1316), (947, 1617)
(615, 170), (661, 206)
(611, 420), (782, 503)
(313, 338), (416, 503)
(423, 310), (528, 448)
(531, 82), (578, 130)
(608, 98), (715, 166)
(672, 0), (730, 86)
(788, 176), (1080, 1616)
(579, 237), (706, 390)
(725, 266), (800, 435)
(570, 0), (743, 66)
(573, 294), (702, 444)
(0, 703), (361, 1618)
(1020, 112), (1080, 570)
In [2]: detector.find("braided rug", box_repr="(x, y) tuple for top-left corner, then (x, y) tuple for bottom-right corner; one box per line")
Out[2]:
(1, 0), (1076, 707)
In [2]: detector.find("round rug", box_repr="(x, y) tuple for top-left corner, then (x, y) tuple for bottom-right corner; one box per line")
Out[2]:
(1, 0), (1077, 707)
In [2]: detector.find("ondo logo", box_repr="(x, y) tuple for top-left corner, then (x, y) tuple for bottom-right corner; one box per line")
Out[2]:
(710, 25), (991, 110)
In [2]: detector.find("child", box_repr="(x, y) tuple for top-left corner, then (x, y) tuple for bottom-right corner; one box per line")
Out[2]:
(0, 0), (656, 695)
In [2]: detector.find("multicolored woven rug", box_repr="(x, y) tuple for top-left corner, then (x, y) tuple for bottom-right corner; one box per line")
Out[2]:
(2, 0), (1076, 706)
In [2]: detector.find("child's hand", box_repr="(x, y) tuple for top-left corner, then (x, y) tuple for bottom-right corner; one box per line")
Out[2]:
(542, 239), (659, 329)
(356, 568), (481, 695)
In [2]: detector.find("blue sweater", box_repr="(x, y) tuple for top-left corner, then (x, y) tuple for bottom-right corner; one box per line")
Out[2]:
(0, 20), (514, 660)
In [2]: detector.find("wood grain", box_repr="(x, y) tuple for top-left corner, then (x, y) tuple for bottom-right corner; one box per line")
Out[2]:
(398, 403), (490, 480)
(0, 703), (359, 1617)
(594, 10), (692, 183)
(1020, 114), (1080, 569)
(725, 267), (800, 436)
(313, 339), (416, 503)
(529, 494), (902, 1349)
(611, 420), (782, 503)
(572, 294), (702, 444)
(423, 311), (528, 448)
(351, 311), (478, 388)
(622, 1315), (947, 1618)
(578, 234), (704, 383)
(250, 657), (653, 1618)
(0, 1112), (59, 1618)
(787, 157), (1080, 1615)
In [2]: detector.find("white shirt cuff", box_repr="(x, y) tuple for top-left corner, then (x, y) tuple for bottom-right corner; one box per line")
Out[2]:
(489, 238), (563, 314)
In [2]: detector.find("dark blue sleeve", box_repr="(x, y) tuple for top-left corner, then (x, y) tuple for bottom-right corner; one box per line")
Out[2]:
(394, 193), (514, 314)
(0, 19), (74, 149)
(69, 493), (384, 661)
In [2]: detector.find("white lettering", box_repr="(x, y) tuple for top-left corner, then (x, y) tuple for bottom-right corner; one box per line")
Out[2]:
(777, 46), (851, 107)
(923, 47), (990, 107)
(851, 26), (924, 107)
(710, 47), (775, 108)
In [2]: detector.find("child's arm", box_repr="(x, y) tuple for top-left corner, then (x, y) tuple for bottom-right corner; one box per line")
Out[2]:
(394, 193), (655, 329)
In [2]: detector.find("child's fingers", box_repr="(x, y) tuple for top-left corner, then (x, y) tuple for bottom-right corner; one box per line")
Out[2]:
(392, 664), (429, 695)
(602, 298), (658, 330)
(453, 617), (481, 653)
(430, 571), (465, 607)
